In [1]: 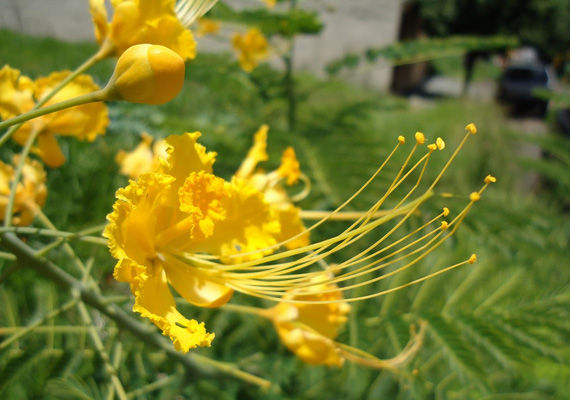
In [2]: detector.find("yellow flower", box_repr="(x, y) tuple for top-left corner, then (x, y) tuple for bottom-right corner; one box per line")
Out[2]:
(232, 28), (270, 72)
(0, 66), (109, 168)
(197, 18), (221, 37)
(265, 272), (350, 366)
(0, 157), (47, 226)
(235, 125), (309, 249)
(263, 0), (277, 8)
(105, 132), (289, 350)
(263, 271), (426, 369)
(106, 124), (494, 351)
(89, 0), (219, 59)
(116, 133), (168, 178)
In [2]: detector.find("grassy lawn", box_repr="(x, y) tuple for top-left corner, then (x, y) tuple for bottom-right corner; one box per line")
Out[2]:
(0, 29), (569, 399)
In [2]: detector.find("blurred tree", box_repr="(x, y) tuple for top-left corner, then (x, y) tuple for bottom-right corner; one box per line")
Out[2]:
(416, 0), (570, 61)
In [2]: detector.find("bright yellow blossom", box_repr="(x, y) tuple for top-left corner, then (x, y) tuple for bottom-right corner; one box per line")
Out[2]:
(264, 271), (425, 368)
(265, 272), (350, 366)
(235, 125), (309, 249)
(116, 133), (168, 178)
(0, 157), (47, 226)
(89, 0), (219, 59)
(263, 0), (277, 8)
(197, 18), (221, 37)
(106, 124), (494, 351)
(232, 28), (270, 72)
(0, 66), (109, 168)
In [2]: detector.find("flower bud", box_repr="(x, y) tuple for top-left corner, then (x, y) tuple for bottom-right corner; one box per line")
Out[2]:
(108, 44), (185, 105)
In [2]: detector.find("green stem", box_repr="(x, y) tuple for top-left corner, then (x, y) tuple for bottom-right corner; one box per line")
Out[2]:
(126, 376), (178, 399)
(3, 128), (41, 227)
(0, 90), (107, 131)
(0, 226), (107, 245)
(77, 302), (129, 400)
(0, 49), (107, 148)
(0, 232), (272, 388)
(0, 298), (78, 350)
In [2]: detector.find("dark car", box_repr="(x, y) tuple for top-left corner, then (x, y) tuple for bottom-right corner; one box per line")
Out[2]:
(497, 64), (550, 116)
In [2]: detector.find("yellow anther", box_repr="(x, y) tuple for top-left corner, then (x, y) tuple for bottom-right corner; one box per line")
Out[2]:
(484, 174), (497, 184)
(427, 143), (437, 151)
(415, 131), (425, 144)
(436, 137), (445, 150)
(441, 193), (454, 198)
(398, 135), (405, 145)
(468, 254), (477, 264)
(440, 221), (449, 230)
(465, 123), (477, 135)
(442, 207), (449, 216)
(469, 192), (481, 202)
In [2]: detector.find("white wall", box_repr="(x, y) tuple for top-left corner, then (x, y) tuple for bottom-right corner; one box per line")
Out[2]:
(0, 0), (402, 90)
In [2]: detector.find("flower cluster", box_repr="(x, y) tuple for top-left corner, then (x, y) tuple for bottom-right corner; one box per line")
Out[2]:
(0, 66), (109, 167)
(106, 124), (494, 352)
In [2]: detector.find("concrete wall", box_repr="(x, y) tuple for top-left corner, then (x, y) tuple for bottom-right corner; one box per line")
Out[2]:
(0, 0), (402, 90)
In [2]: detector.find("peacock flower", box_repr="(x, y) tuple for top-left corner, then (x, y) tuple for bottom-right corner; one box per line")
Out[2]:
(105, 125), (494, 351)
(0, 157), (47, 226)
(116, 133), (169, 178)
(264, 272), (351, 366)
(0, 66), (109, 168)
(196, 18), (221, 37)
(232, 28), (270, 72)
(235, 125), (310, 249)
(89, 0), (219, 59)
(263, 271), (426, 368)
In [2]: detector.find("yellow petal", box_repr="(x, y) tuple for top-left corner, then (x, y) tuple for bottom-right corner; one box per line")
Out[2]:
(235, 124), (269, 179)
(0, 65), (35, 121)
(37, 133), (66, 168)
(178, 171), (229, 240)
(130, 264), (214, 352)
(232, 28), (269, 72)
(35, 72), (109, 142)
(163, 255), (234, 308)
(276, 205), (309, 250)
(109, 0), (196, 60)
(104, 172), (177, 264)
(89, 0), (109, 44)
(161, 132), (217, 186)
(268, 273), (350, 366)
(116, 136), (154, 178)
(192, 178), (281, 264)
(277, 146), (301, 185)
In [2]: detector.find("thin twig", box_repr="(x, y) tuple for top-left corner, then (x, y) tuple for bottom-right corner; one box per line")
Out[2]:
(77, 302), (129, 400)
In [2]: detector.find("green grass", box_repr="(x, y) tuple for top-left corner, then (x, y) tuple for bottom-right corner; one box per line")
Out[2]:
(0, 29), (569, 400)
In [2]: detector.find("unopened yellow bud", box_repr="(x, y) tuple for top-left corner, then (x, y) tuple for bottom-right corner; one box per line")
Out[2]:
(469, 192), (481, 202)
(108, 44), (185, 105)
(484, 174), (497, 184)
(468, 254), (477, 264)
(415, 132), (425, 144)
(465, 123), (477, 135)
(442, 207), (450, 216)
(436, 137), (445, 150)
(398, 135), (405, 145)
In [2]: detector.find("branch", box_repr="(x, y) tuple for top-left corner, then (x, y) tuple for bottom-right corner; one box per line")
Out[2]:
(0, 232), (272, 389)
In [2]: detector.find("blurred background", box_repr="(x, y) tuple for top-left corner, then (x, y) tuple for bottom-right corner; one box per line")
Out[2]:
(0, 0), (569, 399)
